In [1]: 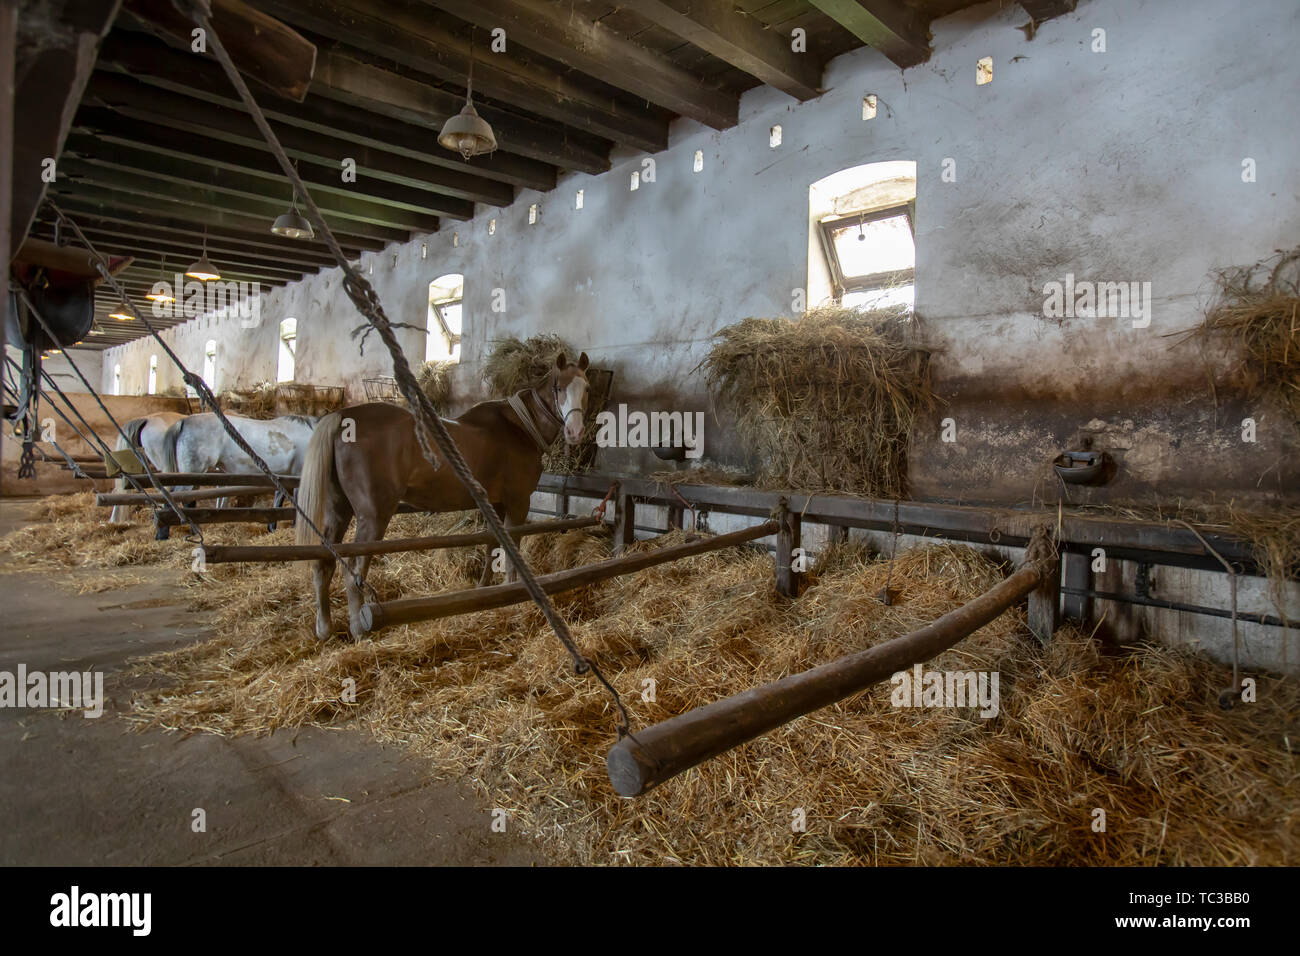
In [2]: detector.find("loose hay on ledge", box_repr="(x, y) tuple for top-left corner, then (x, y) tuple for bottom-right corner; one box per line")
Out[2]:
(1178, 248), (1300, 426)
(125, 516), (1298, 867)
(699, 306), (936, 497)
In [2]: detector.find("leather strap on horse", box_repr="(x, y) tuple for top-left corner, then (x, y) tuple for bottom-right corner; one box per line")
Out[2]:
(173, 0), (633, 738)
(506, 392), (554, 453)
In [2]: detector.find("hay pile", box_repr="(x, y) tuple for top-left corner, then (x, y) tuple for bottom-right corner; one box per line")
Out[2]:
(699, 307), (936, 496)
(122, 515), (1296, 866)
(217, 382), (278, 418)
(417, 360), (455, 415)
(1180, 248), (1300, 426)
(482, 333), (574, 396)
(0, 491), (273, 573)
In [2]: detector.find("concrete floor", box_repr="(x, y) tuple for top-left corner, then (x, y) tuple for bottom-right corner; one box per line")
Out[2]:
(0, 499), (540, 866)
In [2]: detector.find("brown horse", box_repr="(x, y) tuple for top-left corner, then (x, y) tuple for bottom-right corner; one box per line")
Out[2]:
(297, 351), (591, 639)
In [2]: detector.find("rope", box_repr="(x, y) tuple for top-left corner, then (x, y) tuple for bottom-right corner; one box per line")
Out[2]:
(176, 0), (631, 735)
(14, 286), (202, 541)
(4, 359), (98, 481)
(43, 204), (372, 596)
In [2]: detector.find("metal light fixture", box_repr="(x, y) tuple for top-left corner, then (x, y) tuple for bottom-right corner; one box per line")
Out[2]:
(186, 228), (221, 282)
(109, 311), (135, 321)
(271, 176), (314, 239)
(146, 254), (176, 303)
(438, 30), (497, 160)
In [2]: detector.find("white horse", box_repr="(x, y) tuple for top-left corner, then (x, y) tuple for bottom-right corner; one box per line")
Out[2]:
(107, 412), (187, 523)
(156, 413), (317, 537)
(160, 412), (318, 478)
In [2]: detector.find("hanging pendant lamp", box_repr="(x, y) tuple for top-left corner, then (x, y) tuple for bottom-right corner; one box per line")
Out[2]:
(272, 169), (314, 239)
(438, 30), (497, 160)
(186, 227), (221, 282)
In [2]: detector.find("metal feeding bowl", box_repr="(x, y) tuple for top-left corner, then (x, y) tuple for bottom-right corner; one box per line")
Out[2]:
(651, 444), (689, 462)
(1053, 450), (1105, 485)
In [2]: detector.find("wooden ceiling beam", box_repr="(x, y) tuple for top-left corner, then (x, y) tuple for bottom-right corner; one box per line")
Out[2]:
(96, 32), (553, 191)
(57, 158), (435, 237)
(63, 131), (474, 222)
(806, 0), (930, 69)
(426, 0), (738, 129)
(254, 0), (669, 152)
(9, 0), (121, 249)
(310, 48), (610, 176)
(616, 0), (823, 102)
(26, 223), (323, 277)
(33, 202), (367, 261)
(29, 221), (338, 270)
(45, 187), (392, 252)
(75, 105), (513, 208)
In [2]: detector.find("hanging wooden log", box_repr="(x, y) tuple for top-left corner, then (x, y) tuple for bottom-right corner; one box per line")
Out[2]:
(202, 515), (601, 563)
(361, 519), (779, 633)
(605, 528), (1056, 797)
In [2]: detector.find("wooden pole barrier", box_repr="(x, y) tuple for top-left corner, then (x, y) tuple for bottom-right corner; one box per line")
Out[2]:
(157, 506), (295, 527)
(605, 530), (1056, 797)
(96, 485), (272, 506)
(202, 516), (601, 563)
(361, 519), (779, 633)
(81, 471), (301, 487)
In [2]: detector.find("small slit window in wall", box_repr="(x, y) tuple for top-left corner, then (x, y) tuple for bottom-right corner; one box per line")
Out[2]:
(147, 355), (158, 395)
(113, 363), (121, 396)
(427, 273), (463, 363)
(818, 205), (916, 312)
(203, 340), (217, 391)
(278, 318), (297, 383)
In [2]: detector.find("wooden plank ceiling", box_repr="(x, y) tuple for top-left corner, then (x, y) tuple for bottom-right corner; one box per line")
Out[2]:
(18, 0), (1076, 350)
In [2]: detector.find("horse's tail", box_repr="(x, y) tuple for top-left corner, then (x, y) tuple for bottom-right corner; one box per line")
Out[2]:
(295, 411), (342, 547)
(159, 418), (183, 473)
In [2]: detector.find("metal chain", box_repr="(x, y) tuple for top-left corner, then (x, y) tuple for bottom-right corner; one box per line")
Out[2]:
(5, 358), (99, 481)
(184, 0), (631, 735)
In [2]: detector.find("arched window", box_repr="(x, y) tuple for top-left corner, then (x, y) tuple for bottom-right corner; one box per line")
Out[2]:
(147, 355), (159, 395)
(203, 340), (218, 390)
(427, 274), (463, 362)
(808, 161), (917, 313)
(113, 363), (121, 396)
(277, 318), (297, 383)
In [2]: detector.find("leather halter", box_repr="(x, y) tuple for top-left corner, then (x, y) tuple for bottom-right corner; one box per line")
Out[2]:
(508, 372), (584, 452)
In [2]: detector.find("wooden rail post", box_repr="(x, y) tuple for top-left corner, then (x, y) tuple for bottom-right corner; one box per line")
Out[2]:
(775, 497), (801, 598)
(1061, 551), (1091, 621)
(613, 490), (636, 555)
(1027, 533), (1061, 643)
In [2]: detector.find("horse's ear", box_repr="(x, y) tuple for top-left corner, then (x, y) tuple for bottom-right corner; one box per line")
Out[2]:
(555, 351), (567, 369)
(578, 352), (589, 370)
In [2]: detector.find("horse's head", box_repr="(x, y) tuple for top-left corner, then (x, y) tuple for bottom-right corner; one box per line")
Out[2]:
(552, 351), (590, 445)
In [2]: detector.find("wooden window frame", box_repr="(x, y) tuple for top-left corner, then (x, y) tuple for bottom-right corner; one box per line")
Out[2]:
(818, 203), (916, 303)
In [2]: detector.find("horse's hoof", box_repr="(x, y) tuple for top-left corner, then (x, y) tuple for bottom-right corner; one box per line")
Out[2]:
(155, 528), (171, 541)
(315, 619), (332, 641)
